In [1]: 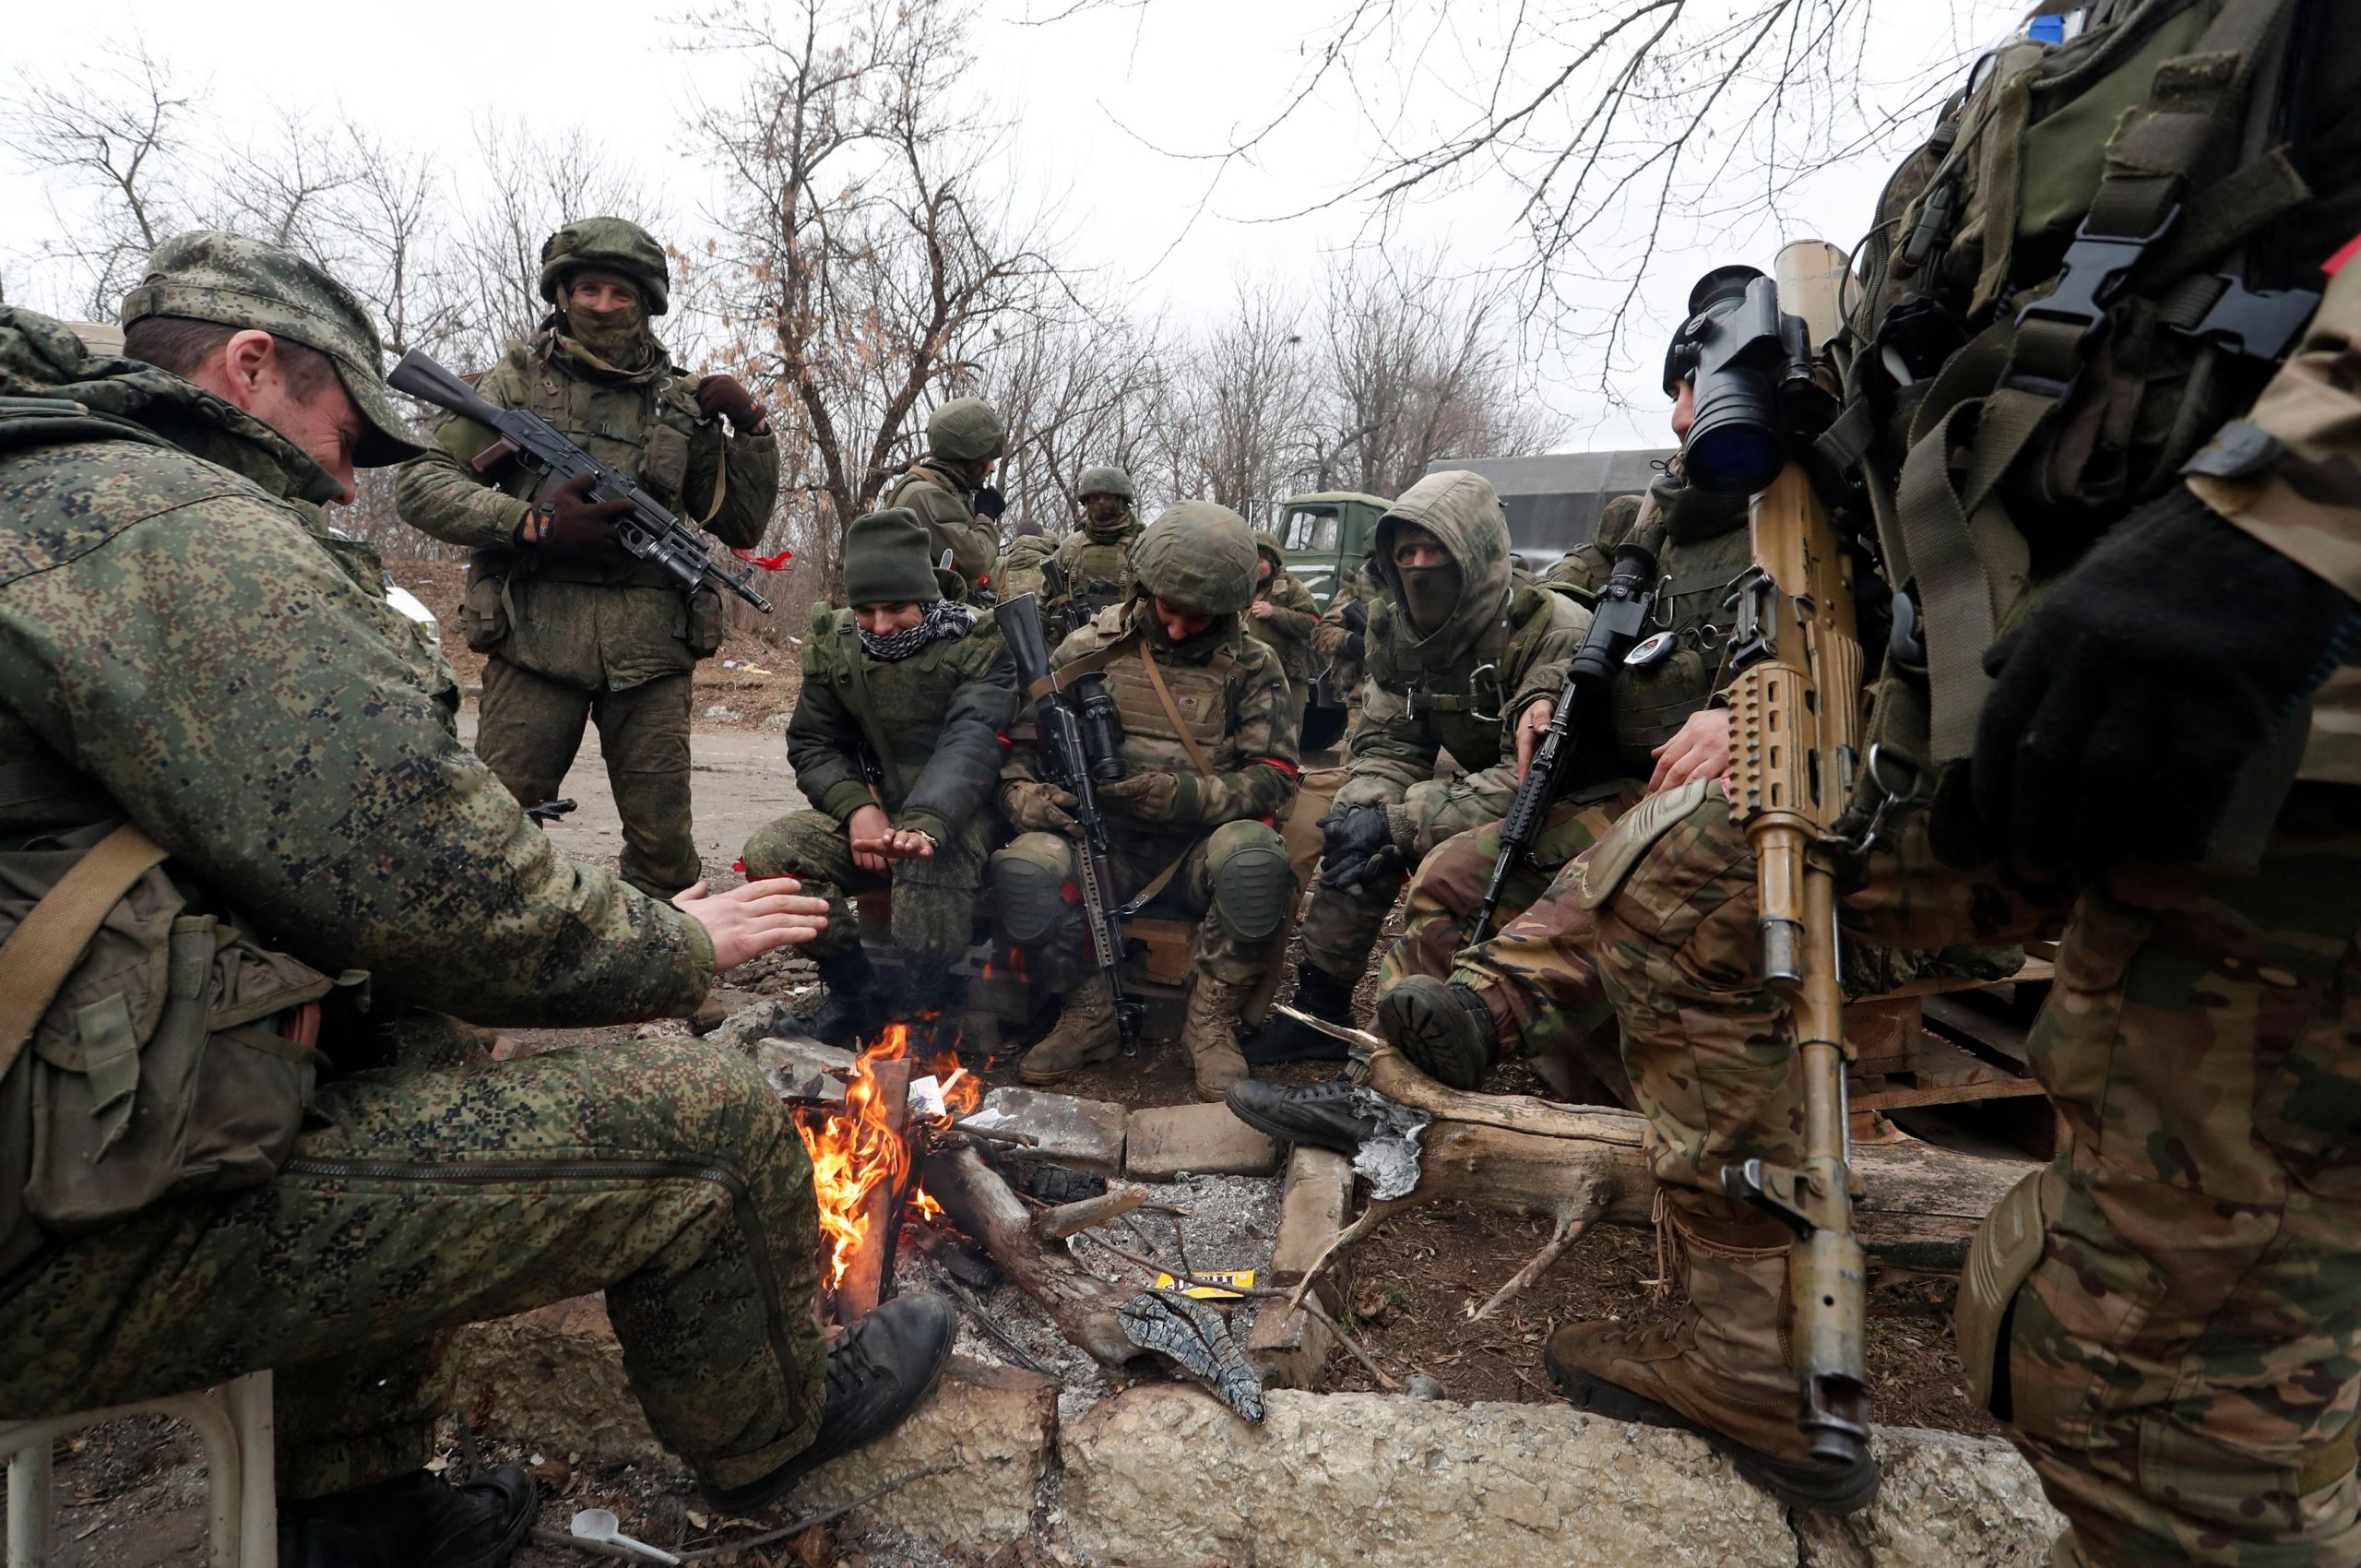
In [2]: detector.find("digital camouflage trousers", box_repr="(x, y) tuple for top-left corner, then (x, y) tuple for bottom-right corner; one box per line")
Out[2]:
(1591, 782), (2361, 1567)
(742, 807), (991, 966)
(0, 1036), (827, 1501)
(477, 658), (701, 899)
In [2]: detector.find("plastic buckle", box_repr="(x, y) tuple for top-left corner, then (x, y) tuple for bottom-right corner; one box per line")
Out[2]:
(2005, 207), (2181, 395)
(2175, 277), (2321, 362)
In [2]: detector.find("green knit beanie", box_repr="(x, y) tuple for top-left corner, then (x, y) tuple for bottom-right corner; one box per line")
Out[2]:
(843, 509), (942, 605)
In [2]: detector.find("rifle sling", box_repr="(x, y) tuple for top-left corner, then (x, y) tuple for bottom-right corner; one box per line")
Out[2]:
(0, 822), (170, 1083)
(835, 620), (908, 802)
(1136, 644), (1217, 781)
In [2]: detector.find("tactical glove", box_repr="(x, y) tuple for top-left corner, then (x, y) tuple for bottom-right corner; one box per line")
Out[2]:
(1317, 802), (1404, 890)
(694, 374), (767, 434)
(1340, 599), (1370, 633)
(522, 473), (635, 561)
(1097, 771), (1181, 823)
(975, 485), (1007, 522)
(1339, 631), (1365, 665)
(1973, 486), (2359, 867)
(1003, 779), (1081, 835)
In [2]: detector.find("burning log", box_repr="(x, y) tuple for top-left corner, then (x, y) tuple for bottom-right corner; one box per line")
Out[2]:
(919, 1141), (1139, 1372)
(836, 1053), (911, 1321)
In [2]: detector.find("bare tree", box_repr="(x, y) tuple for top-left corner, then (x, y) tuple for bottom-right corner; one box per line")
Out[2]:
(1169, 278), (1315, 522)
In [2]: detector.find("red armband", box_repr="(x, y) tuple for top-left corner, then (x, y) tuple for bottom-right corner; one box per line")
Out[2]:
(1254, 755), (1302, 779)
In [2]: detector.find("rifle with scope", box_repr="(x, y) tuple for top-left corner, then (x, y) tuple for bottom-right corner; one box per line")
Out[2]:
(996, 592), (1145, 1057)
(386, 350), (773, 614)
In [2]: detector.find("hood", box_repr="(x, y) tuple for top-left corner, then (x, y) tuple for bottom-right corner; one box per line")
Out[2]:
(1252, 530), (1287, 580)
(0, 305), (342, 505)
(1369, 469), (1513, 665)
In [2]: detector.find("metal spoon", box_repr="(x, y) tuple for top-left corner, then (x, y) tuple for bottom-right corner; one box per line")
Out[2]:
(568, 1507), (682, 1565)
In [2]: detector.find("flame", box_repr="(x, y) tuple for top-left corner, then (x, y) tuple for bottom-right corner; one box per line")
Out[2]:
(790, 1022), (980, 1292)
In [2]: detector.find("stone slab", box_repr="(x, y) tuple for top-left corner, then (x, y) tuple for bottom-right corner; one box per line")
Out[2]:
(446, 1295), (663, 1463)
(754, 1034), (858, 1102)
(1245, 1146), (1354, 1387)
(1799, 1427), (2066, 1567)
(963, 1086), (1128, 1173)
(1122, 1100), (1284, 1179)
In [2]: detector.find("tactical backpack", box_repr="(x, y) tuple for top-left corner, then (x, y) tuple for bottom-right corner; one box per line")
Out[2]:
(1835, 0), (2325, 774)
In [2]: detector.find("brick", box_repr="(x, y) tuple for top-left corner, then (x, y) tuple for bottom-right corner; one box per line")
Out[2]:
(1123, 1100), (1283, 1179)
(1246, 1146), (1355, 1386)
(961, 1086), (1128, 1173)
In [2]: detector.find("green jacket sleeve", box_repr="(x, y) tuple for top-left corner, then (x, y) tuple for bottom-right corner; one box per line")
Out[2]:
(898, 636), (1018, 845)
(391, 358), (535, 552)
(681, 421), (780, 550)
(786, 632), (880, 826)
(1260, 578), (1319, 643)
(5, 490), (710, 1027)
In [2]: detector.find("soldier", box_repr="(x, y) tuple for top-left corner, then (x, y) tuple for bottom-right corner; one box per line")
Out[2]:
(991, 503), (1300, 1099)
(742, 508), (1015, 1046)
(1245, 469), (1589, 1064)
(1541, 491), (1645, 594)
(1040, 463), (1145, 639)
(1246, 529), (1321, 733)
(995, 516), (1056, 602)
(0, 235), (953, 1566)
(395, 217), (778, 902)
(1558, 4), (2361, 1557)
(1307, 560), (1382, 749)
(880, 397), (1006, 601)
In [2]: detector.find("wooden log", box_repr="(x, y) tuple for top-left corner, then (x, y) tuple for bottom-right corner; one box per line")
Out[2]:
(919, 1142), (1139, 1371)
(1030, 1184), (1149, 1243)
(836, 1055), (911, 1322)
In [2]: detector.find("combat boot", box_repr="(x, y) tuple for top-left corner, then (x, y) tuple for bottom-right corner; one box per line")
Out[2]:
(1240, 963), (1357, 1064)
(1374, 974), (1500, 1089)
(1544, 1197), (1880, 1514)
(1180, 974), (1252, 1101)
(1225, 1075), (1382, 1155)
(702, 1292), (957, 1515)
(279, 1465), (536, 1568)
(1019, 975), (1120, 1084)
(806, 944), (884, 1048)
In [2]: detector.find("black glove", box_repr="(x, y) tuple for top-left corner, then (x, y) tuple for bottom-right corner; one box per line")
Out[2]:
(520, 473), (635, 560)
(1340, 631), (1366, 664)
(1973, 486), (2358, 867)
(974, 484), (1007, 522)
(1341, 599), (1370, 633)
(694, 374), (767, 434)
(1317, 803), (1404, 890)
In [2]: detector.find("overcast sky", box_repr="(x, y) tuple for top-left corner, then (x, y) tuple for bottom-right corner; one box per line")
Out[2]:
(2, 0), (2022, 450)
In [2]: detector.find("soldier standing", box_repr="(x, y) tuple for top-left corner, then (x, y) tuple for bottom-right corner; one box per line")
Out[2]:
(880, 397), (1007, 602)
(395, 218), (778, 901)
(0, 235), (952, 1566)
(1560, 4), (2361, 1555)
(991, 504), (1300, 1099)
(742, 509), (1015, 1045)
(1040, 463), (1145, 639)
(1246, 529), (1321, 734)
(1245, 470), (1589, 1063)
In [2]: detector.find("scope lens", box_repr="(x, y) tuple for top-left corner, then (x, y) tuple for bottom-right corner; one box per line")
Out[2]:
(1685, 421), (1784, 497)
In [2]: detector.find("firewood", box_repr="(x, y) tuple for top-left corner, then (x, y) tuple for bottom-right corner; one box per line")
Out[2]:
(919, 1142), (1139, 1371)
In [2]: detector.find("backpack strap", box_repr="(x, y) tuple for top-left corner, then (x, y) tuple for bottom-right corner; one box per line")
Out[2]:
(0, 822), (169, 1082)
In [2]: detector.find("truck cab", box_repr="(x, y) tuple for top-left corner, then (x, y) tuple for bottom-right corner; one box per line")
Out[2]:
(1274, 490), (1392, 609)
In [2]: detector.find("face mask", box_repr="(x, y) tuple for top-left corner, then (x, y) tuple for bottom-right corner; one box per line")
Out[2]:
(1398, 561), (1463, 634)
(564, 300), (648, 366)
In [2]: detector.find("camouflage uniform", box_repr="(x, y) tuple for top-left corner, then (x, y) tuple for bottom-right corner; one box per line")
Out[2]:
(1584, 5), (2361, 1556)
(880, 398), (1005, 601)
(996, 529), (1060, 603)
(0, 253), (824, 1503)
(394, 219), (779, 898)
(1247, 531), (1321, 732)
(1043, 512), (1144, 642)
(1540, 492), (1646, 595)
(1293, 471), (1589, 991)
(742, 581), (1014, 968)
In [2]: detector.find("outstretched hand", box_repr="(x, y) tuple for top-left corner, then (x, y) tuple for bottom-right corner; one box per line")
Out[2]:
(1648, 708), (1733, 794)
(673, 876), (828, 969)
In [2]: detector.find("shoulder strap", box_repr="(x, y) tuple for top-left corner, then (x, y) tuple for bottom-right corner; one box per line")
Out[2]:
(1136, 643), (1217, 779)
(1026, 625), (1135, 702)
(0, 822), (169, 1082)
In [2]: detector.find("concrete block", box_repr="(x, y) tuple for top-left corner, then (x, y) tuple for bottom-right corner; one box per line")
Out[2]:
(1246, 1146), (1355, 1387)
(1798, 1426), (2066, 1567)
(1123, 1100), (1283, 1179)
(963, 1086), (1128, 1173)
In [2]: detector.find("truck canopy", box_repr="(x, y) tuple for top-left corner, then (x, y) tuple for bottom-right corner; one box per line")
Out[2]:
(1425, 450), (1674, 555)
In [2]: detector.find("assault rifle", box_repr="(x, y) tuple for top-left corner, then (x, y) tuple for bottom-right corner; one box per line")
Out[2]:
(1465, 540), (1658, 946)
(1702, 241), (1870, 1469)
(386, 350), (773, 614)
(997, 592), (1145, 1056)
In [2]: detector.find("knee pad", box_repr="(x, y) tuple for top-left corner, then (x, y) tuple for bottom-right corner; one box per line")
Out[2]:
(1209, 825), (1296, 944)
(991, 834), (1074, 944)
(1955, 1170), (2047, 1419)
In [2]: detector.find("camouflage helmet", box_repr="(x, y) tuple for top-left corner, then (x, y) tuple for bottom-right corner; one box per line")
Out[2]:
(539, 218), (670, 315)
(1133, 501), (1257, 614)
(1076, 463), (1134, 502)
(1251, 529), (1287, 569)
(927, 397), (1007, 464)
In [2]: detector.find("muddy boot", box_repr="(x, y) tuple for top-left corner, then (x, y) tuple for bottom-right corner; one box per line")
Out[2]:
(687, 991), (731, 1037)
(1019, 974), (1120, 1085)
(1373, 975), (1500, 1089)
(279, 1465), (536, 1568)
(701, 1293), (958, 1515)
(1240, 963), (1357, 1064)
(806, 945), (882, 1048)
(1181, 975), (1252, 1101)
(1544, 1196), (1880, 1514)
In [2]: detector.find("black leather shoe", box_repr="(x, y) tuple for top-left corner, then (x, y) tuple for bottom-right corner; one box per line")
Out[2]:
(1223, 1076), (1382, 1156)
(1374, 976), (1500, 1090)
(279, 1465), (536, 1568)
(1240, 966), (1358, 1064)
(701, 1292), (958, 1515)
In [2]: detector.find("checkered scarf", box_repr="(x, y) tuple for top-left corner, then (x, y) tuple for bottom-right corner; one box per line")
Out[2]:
(859, 599), (976, 661)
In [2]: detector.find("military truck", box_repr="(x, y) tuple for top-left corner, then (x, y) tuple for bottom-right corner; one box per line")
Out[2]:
(1272, 489), (1392, 609)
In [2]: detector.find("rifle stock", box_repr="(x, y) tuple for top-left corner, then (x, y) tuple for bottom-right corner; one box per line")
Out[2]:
(995, 593), (1145, 1054)
(1718, 240), (1870, 1467)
